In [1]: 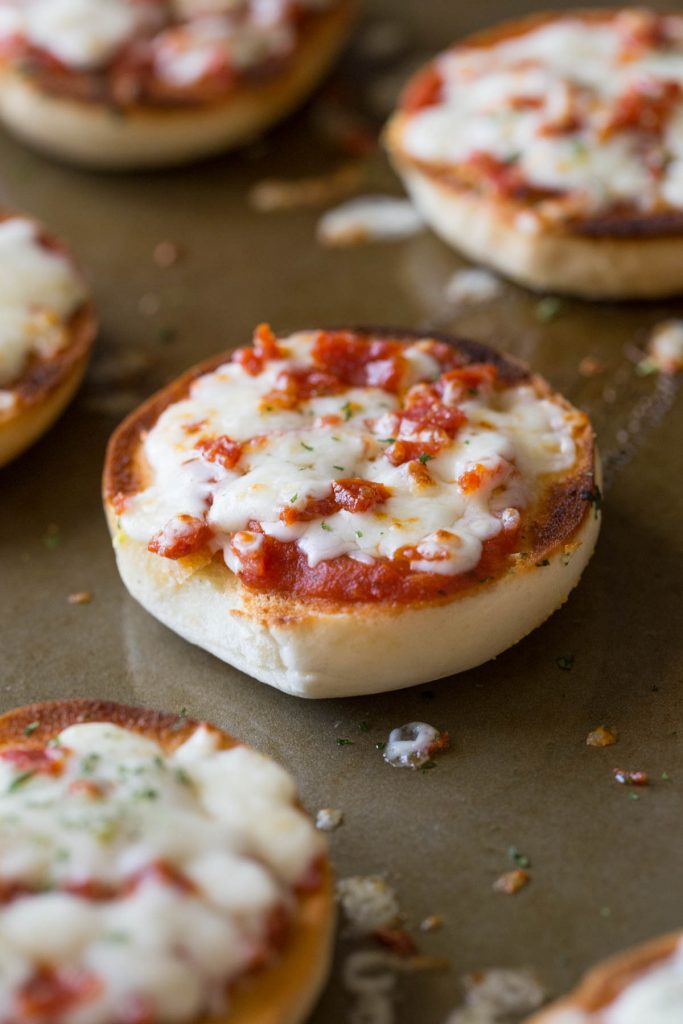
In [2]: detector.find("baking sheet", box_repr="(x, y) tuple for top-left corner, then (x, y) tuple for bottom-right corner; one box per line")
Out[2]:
(1, 1), (683, 1020)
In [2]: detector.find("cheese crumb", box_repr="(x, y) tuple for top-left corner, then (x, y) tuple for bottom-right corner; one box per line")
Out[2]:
(337, 876), (400, 935)
(317, 196), (424, 247)
(315, 807), (344, 832)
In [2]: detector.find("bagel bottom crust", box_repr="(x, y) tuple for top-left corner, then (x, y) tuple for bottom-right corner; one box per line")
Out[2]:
(0, 1), (354, 170)
(0, 355), (88, 468)
(108, 502), (600, 699)
(524, 932), (682, 1021)
(391, 158), (683, 299)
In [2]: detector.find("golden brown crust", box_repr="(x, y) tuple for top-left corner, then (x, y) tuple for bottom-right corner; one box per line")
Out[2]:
(391, 7), (683, 241)
(103, 326), (598, 615)
(0, 699), (334, 1024)
(0, 210), (96, 418)
(527, 932), (682, 1020)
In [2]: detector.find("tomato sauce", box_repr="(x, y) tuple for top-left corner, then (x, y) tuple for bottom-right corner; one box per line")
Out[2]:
(235, 525), (519, 604)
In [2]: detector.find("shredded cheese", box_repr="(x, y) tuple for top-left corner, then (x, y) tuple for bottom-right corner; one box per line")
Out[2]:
(119, 330), (578, 585)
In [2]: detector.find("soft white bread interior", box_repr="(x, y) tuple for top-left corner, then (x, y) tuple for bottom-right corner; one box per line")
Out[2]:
(0, 0), (355, 170)
(106, 488), (600, 699)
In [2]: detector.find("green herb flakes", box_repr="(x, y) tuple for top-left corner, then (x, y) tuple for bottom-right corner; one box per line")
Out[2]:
(535, 297), (564, 322)
(336, 738), (354, 747)
(321, 521), (332, 531)
(556, 654), (575, 671)
(508, 846), (531, 869)
(23, 721), (39, 737)
(418, 453), (434, 465)
(43, 524), (61, 550)
(9, 771), (36, 793)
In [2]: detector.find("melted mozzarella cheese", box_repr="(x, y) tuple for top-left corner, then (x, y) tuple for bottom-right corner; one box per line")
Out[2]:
(0, 722), (322, 1023)
(0, 0), (334, 76)
(402, 13), (683, 213)
(22, 0), (145, 69)
(0, 218), (86, 389)
(121, 331), (577, 580)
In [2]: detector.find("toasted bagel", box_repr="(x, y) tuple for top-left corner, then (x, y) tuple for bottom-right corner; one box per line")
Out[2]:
(0, 213), (96, 468)
(526, 931), (683, 1021)
(0, 0), (355, 169)
(103, 325), (600, 699)
(385, 8), (683, 298)
(0, 698), (334, 1024)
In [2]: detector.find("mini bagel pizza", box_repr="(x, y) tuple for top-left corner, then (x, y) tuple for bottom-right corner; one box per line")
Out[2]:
(526, 931), (683, 1022)
(0, 0), (355, 169)
(104, 325), (600, 699)
(0, 698), (333, 1024)
(386, 8), (683, 299)
(0, 212), (95, 469)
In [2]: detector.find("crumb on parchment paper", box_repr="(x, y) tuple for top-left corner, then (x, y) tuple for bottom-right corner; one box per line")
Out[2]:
(317, 196), (424, 247)
(587, 725), (618, 747)
(492, 869), (530, 896)
(445, 967), (547, 1023)
(315, 807), (344, 832)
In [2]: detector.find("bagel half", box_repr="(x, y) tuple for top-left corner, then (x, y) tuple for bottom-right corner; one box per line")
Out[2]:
(385, 9), (683, 299)
(0, 1), (355, 170)
(103, 326), (600, 699)
(0, 214), (96, 468)
(0, 699), (334, 1024)
(526, 931), (683, 1021)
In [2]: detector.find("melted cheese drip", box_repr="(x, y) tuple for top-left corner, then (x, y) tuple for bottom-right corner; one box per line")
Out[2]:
(0, 722), (322, 1023)
(402, 13), (683, 214)
(0, 0), (334, 76)
(0, 218), (86, 389)
(121, 331), (577, 580)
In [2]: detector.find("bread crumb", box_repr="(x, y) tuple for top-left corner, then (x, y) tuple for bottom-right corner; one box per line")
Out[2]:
(68, 592), (92, 605)
(315, 807), (344, 832)
(492, 869), (530, 895)
(587, 725), (618, 747)
(153, 241), (181, 268)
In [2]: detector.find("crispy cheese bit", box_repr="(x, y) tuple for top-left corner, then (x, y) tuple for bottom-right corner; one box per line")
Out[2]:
(383, 722), (449, 769)
(586, 725), (618, 748)
(646, 320), (683, 374)
(492, 869), (530, 895)
(317, 196), (425, 247)
(67, 591), (92, 605)
(337, 876), (400, 935)
(374, 927), (417, 956)
(613, 769), (650, 786)
(315, 807), (344, 832)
